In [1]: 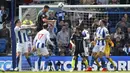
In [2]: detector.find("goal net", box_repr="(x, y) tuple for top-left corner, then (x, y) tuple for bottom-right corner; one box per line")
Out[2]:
(19, 4), (130, 71)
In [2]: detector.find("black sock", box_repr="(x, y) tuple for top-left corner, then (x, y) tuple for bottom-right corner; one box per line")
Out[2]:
(100, 58), (106, 68)
(26, 57), (32, 67)
(38, 56), (42, 70)
(16, 56), (20, 68)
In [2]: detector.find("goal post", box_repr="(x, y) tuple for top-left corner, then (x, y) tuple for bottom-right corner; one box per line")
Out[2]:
(18, 4), (130, 71)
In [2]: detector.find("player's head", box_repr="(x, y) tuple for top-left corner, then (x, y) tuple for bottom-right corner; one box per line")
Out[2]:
(15, 19), (21, 26)
(99, 19), (106, 27)
(26, 14), (30, 19)
(43, 5), (50, 12)
(43, 23), (48, 29)
(75, 26), (82, 34)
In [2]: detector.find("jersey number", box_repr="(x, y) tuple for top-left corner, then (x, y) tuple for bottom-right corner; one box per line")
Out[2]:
(38, 34), (44, 40)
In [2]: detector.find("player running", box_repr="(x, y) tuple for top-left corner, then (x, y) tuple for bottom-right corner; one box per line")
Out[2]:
(104, 38), (117, 70)
(14, 19), (34, 71)
(33, 23), (55, 71)
(87, 19), (109, 71)
(70, 27), (89, 72)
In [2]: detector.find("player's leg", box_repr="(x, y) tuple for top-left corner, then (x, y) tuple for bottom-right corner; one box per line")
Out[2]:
(84, 47), (89, 68)
(87, 45), (99, 71)
(15, 52), (21, 71)
(70, 50), (78, 72)
(80, 52), (88, 69)
(74, 55), (78, 70)
(24, 42), (33, 69)
(41, 47), (50, 71)
(82, 57), (89, 70)
(105, 48), (116, 71)
(38, 54), (42, 71)
(94, 53), (101, 71)
(14, 43), (23, 71)
(24, 53), (33, 68)
(99, 46), (107, 71)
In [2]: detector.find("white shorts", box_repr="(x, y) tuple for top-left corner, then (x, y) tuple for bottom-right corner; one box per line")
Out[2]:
(84, 47), (89, 56)
(92, 45), (105, 52)
(36, 47), (49, 56)
(16, 42), (30, 53)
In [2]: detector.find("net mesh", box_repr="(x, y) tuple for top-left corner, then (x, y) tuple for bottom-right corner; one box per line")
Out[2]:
(19, 5), (130, 71)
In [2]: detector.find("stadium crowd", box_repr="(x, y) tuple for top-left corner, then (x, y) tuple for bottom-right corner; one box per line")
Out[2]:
(0, 0), (130, 56)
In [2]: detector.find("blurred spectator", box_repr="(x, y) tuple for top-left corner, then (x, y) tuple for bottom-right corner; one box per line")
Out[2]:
(48, 49), (55, 56)
(0, 22), (10, 54)
(96, 0), (109, 4)
(48, 12), (56, 20)
(67, 0), (80, 5)
(24, 0), (33, 5)
(57, 25), (70, 56)
(116, 16), (129, 35)
(48, 24), (57, 55)
(123, 44), (130, 56)
(80, 0), (97, 5)
(113, 37), (123, 56)
(120, 0), (130, 4)
(124, 14), (130, 23)
(127, 28), (130, 40)
(109, 0), (119, 4)
(114, 27), (124, 40)
(57, 20), (65, 33)
(0, 6), (8, 26)
(92, 19), (99, 32)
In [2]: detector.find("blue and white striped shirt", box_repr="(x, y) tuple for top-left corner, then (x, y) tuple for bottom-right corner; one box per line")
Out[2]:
(14, 26), (29, 43)
(95, 27), (109, 46)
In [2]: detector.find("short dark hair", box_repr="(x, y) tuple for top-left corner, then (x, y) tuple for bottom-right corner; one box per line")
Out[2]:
(43, 23), (48, 29)
(26, 14), (30, 16)
(44, 5), (49, 9)
(15, 19), (20, 25)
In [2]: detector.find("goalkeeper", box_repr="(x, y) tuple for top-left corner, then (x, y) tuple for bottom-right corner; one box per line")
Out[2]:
(104, 38), (117, 70)
(70, 27), (88, 72)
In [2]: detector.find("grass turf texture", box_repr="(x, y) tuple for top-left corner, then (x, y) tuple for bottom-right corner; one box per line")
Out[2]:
(1, 71), (130, 73)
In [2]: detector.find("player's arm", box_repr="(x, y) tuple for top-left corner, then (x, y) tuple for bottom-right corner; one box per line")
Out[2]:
(32, 34), (38, 52)
(14, 27), (27, 31)
(70, 33), (75, 47)
(43, 18), (56, 24)
(105, 28), (110, 40)
(21, 25), (36, 30)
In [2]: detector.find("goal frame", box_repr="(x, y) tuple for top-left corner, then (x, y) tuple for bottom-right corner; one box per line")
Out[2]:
(19, 4), (130, 21)
(18, 4), (130, 71)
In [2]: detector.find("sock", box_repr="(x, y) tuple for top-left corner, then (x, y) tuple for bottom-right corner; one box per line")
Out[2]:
(38, 56), (42, 70)
(44, 56), (50, 70)
(107, 58), (115, 67)
(74, 56), (78, 69)
(71, 58), (75, 68)
(100, 58), (106, 68)
(26, 56), (32, 68)
(95, 59), (101, 67)
(90, 56), (95, 67)
(16, 56), (20, 68)
(83, 60), (88, 67)
(86, 57), (89, 64)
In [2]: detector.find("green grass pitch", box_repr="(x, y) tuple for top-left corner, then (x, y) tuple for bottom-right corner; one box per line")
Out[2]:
(2, 71), (130, 73)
